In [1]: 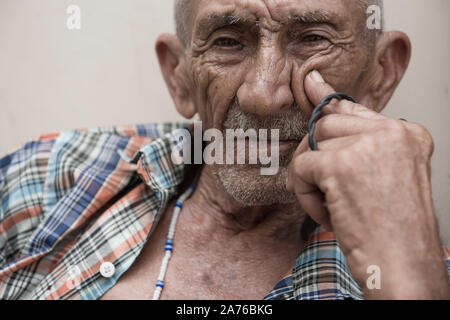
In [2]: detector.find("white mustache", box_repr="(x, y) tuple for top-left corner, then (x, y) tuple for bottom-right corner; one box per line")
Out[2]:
(222, 97), (309, 141)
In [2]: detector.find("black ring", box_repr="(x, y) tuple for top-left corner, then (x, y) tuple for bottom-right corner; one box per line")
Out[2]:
(308, 93), (357, 151)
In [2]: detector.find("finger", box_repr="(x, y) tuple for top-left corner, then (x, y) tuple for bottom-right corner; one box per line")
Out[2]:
(315, 135), (360, 151)
(313, 114), (383, 142)
(297, 192), (332, 232)
(304, 70), (336, 106)
(321, 100), (386, 120)
(287, 149), (329, 193)
(293, 131), (362, 163)
(286, 153), (333, 231)
(304, 70), (386, 120)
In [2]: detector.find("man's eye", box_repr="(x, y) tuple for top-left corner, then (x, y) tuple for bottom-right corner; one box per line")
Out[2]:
(302, 35), (327, 42)
(213, 38), (244, 49)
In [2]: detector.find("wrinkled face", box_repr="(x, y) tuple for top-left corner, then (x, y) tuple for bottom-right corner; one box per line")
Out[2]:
(184, 0), (372, 206)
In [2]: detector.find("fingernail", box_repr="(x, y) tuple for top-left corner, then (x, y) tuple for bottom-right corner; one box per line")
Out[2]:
(310, 70), (324, 83)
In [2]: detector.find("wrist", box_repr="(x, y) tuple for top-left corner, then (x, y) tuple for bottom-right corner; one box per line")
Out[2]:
(347, 249), (450, 299)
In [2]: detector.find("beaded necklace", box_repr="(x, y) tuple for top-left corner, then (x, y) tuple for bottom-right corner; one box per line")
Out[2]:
(152, 184), (196, 300)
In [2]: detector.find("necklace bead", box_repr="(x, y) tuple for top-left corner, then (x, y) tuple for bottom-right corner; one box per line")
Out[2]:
(152, 184), (196, 300)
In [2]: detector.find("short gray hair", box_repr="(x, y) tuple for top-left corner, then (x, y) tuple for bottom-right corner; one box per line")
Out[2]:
(174, 0), (384, 49)
(174, 0), (192, 47)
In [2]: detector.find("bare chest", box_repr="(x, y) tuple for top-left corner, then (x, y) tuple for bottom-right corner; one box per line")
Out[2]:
(99, 243), (281, 300)
(100, 222), (289, 300)
(99, 200), (299, 300)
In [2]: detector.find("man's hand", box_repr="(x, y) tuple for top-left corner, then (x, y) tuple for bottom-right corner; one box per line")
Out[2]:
(287, 70), (450, 299)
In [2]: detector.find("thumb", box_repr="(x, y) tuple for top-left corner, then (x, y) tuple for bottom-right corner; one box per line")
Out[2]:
(304, 70), (337, 106)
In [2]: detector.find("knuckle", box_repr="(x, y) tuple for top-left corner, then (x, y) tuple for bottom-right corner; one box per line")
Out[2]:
(342, 101), (367, 115)
(410, 123), (435, 157)
(321, 175), (338, 195)
(334, 100), (356, 114)
(383, 119), (409, 143)
(381, 120), (434, 160)
(323, 99), (345, 113)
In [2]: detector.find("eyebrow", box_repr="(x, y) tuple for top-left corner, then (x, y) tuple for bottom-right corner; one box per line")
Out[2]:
(194, 9), (339, 39)
(288, 10), (338, 28)
(195, 13), (255, 39)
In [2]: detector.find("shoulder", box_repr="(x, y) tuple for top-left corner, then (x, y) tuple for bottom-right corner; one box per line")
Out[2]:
(1, 123), (186, 170)
(48, 123), (188, 169)
(0, 122), (188, 203)
(0, 132), (60, 193)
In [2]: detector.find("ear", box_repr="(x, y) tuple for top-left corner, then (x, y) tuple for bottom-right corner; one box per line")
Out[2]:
(155, 33), (197, 119)
(359, 31), (412, 112)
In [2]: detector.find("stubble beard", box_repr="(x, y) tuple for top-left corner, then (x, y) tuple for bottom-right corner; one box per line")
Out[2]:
(213, 99), (309, 207)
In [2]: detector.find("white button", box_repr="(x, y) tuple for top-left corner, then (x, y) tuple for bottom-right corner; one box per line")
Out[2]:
(100, 262), (115, 278)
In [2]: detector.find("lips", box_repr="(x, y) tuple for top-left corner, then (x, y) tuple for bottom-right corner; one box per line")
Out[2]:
(236, 138), (300, 155)
(266, 140), (300, 153)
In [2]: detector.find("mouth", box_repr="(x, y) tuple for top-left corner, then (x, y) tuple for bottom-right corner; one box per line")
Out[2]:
(237, 138), (301, 155)
(274, 140), (301, 152)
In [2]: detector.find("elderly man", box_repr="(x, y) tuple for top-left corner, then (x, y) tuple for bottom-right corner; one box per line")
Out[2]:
(0, 0), (448, 300)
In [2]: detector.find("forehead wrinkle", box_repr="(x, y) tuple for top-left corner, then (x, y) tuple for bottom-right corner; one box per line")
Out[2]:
(194, 2), (351, 39)
(188, 0), (369, 46)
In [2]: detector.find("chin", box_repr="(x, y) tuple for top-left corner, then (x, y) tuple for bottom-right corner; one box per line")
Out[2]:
(215, 165), (297, 207)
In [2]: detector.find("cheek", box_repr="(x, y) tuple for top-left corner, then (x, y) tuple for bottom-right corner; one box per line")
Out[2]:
(190, 56), (247, 130)
(292, 45), (368, 111)
(315, 47), (368, 94)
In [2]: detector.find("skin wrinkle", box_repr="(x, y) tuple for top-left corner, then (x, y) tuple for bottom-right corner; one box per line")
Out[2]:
(182, 0), (369, 208)
(191, 29), (360, 119)
(176, 0), (383, 48)
(292, 44), (365, 120)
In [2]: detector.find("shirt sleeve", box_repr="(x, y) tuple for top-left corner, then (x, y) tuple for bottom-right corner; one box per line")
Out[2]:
(0, 133), (59, 268)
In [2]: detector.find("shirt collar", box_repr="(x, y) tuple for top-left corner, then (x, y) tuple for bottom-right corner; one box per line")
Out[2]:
(135, 123), (193, 194)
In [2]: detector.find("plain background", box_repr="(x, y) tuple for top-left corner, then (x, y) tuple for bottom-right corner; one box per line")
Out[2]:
(0, 0), (449, 245)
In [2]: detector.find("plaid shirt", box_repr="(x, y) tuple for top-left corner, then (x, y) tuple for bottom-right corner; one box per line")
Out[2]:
(0, 123), (448, 300)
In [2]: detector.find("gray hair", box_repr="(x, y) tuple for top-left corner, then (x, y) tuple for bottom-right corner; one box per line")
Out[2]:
(174, 0), (384, 49)
(174, 0), (192, 48)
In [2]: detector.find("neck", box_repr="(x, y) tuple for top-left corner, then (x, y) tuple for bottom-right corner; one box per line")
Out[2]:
(179, 166), (312, 255)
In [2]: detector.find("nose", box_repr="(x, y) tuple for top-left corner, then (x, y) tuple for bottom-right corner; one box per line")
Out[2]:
(237, 44), (294, 117)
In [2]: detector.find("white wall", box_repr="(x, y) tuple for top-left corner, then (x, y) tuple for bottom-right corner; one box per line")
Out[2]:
(382, 0), (450, 246)
(0, 0), (449, 245)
